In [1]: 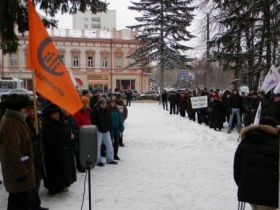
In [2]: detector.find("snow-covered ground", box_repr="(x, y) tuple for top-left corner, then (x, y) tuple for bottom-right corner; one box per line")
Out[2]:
(0, 103), (240, 210)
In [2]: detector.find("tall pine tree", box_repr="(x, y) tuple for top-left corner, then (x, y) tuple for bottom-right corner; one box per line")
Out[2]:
(128, 0), (195, 91)
(202, 0), (280, 89)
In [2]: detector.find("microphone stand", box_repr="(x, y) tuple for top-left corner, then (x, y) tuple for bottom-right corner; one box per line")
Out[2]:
(87, 160), (93, 210)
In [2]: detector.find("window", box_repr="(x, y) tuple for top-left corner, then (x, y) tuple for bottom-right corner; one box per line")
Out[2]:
(59, 54), (65, 64)
(101, 57), (108, 68)
(73, 56), (79, 67)
(87, 56), (94, 68)
(130, 58), (136, 65)
(84, 24), (88, 29)
(115, 57), (122, 68)
(91, 17), (100, 22)
(84, 17), (88, 21)
(10, 54), (17, 66)
(92, 24), (101, 29)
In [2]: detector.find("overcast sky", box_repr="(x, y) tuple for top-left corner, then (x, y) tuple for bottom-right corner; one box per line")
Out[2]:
(53, 0), (206, 58)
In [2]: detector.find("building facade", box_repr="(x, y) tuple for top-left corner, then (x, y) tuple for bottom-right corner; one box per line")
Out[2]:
(0, 29), (150, 93)
(73, 10), (116, 31)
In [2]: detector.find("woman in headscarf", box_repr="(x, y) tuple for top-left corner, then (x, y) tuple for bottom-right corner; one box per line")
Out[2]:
(41, 104), (76, 195)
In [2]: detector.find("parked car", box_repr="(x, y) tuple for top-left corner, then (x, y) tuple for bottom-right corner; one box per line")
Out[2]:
(0, 88), (33, 96)
(140, 91), (160, 100)
(122, 89), (141, 100)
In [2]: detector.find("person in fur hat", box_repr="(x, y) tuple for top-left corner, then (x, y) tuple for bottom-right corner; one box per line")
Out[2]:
(42, 104), (76, 195)
(234, 116), (279, 210)
(0, 94), (36, 210)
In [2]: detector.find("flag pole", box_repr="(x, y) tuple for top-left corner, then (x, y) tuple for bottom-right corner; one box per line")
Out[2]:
(31, 70), (39, 135)
(278, 126), (280, 210)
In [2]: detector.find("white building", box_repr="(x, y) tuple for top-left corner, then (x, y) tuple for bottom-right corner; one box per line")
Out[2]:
(73, 10), (116, 31)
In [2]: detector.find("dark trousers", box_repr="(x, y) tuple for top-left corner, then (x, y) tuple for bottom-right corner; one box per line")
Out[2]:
(126, 100), (131, 106)
(179, 109), (186, 117)
(8, 190), (32, 210)
(188, 111), (196, 121)
(31, 185), (41, 210)
(162, 101), (168, 110)
(110, 129), (120, 157)
(170, 103), (176, 114)
(75, 139), (84, 171)
(119, 132), (124, 146)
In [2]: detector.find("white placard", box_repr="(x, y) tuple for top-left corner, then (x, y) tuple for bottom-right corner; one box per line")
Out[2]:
(191, 96), (208, 109)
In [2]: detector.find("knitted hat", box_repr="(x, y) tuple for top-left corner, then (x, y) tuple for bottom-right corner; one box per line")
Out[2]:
(5, 94), (32, 111)
(81, 96), (90, 105)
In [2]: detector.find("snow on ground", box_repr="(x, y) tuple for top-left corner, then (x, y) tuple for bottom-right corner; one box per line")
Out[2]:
(0, 103), (240, 210)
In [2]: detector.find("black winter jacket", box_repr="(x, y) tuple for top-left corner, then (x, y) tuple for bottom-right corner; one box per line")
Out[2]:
(234, 125), (279, 208)
(92, 108), (111, 133)
(230, 94), (243, 109)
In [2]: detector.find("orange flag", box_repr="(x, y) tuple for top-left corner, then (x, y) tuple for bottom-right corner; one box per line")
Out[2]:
(28, 0), (82, 115)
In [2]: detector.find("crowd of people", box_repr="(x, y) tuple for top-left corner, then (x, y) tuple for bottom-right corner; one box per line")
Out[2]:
(161, 88), (280, 133)
(0, 86), (279, 210)
(0, 89), (128, 210)
(161, 87), (279, 210)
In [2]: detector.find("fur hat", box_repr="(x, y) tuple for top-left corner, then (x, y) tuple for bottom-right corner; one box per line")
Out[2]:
(5, 94), (32, 111)
(43, 104), (61, 117)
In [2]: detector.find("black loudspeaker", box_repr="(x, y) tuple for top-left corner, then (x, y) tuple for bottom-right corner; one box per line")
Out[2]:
(79, 125), (98, 168)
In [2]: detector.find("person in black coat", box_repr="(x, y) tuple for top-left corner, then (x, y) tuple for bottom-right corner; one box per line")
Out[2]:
(209, 94), (225, 131)
(175, 91), (180, 114)
(42, 104), (76, 195)
(161, 90), (168, 111)
(227, 89), (243, 133)
(90, 89), (100, 109)
(187, 91), (196, 121)
(270, 93), (280, 123)
(178, 91), (187, 117)
(222, 91), (231, 123)
(257, 91), (271, 118)
(125, 90), (133, 106)
(169, 91), (176, 114)
(234, 117), (279, 210)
